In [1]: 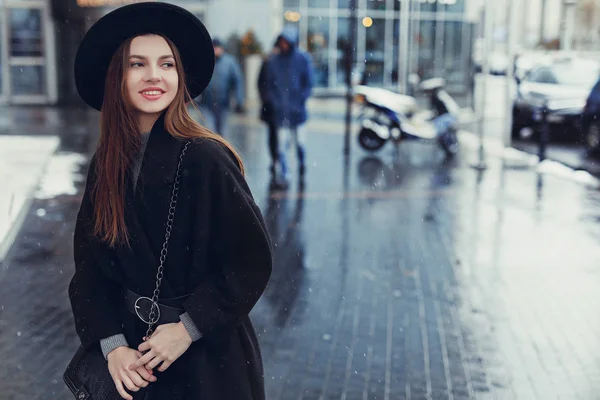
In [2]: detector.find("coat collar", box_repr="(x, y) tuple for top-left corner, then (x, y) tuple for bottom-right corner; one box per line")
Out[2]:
(136, 112), (186, 188)
(116, 112), (185, 295)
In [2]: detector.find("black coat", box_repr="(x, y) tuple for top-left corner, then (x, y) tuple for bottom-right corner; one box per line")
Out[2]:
(257, 56), (275, 123)
(68, 114), (273, 399)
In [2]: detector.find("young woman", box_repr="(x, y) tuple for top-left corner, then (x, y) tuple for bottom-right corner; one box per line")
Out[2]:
(68, 3), (272, 400)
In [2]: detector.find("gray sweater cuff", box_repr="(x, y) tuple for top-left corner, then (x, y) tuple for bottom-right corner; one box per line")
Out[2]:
(100, 334), (129, 360)
(180, 312), (203, 342)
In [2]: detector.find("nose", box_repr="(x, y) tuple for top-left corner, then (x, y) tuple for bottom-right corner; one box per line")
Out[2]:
(144, 65), (162, 83)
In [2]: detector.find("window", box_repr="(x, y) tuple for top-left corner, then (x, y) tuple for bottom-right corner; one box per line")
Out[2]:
(442, 21), (463, 85)
(338, 0), (353, 9)
(363, 18), (385, 85)
(527, 67), (558, 84)
(392, 19), (400, 84)
(284, 0), (300, 8)
(367, 0), (387, 10)
(415, 0), (441, 13)
(415, 0), (462, 12)
(443, 0), (465, 13)
(307, 16), (330, 87)
(336, 17), (353, 85)
(11, 65), (46, 95)
(308, 0), (331, 7)
(9, 8), (44, 57)
(416, 20), (436, 80)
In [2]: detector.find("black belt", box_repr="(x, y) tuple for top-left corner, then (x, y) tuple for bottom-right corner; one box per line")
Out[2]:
(124, 289), (190, 326)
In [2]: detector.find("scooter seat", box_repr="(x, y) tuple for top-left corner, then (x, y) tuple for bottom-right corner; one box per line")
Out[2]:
(400, 120), (437, 140)
(354, 85), (418, 115)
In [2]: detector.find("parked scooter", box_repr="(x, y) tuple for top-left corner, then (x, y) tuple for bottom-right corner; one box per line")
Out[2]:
(354, 78), (460, 157)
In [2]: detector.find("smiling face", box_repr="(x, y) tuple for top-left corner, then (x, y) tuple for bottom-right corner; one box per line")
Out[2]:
(125, 34), (179, 132)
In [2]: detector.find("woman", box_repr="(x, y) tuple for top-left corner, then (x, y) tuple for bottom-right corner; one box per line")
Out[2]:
(68, 3), (272, 400)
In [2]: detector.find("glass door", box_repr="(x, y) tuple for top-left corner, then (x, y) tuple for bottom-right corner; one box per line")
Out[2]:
(5, 0), (52, 104)
(0, 0), (7, 103)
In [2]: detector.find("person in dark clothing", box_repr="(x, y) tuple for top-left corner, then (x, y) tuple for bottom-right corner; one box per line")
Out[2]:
(197, 38), (245, 135)
(264, 26), (314, 181)
(258, 44), (288, 189)
(421, 78), (459, 138)
(68, 3), (272, 399)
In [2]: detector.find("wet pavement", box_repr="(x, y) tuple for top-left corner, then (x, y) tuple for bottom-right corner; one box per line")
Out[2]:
(2, 108), (600, 399)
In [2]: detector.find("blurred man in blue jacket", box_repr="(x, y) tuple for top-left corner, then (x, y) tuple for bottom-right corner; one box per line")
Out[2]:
(198, 38), (244, 136)
(265, 26), (314, 184)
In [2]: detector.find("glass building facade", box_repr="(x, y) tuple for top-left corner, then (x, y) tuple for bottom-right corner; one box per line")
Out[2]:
(282, 0), (475, 93)
(0, 0), (475, 104)
(0, 0), (57, 104)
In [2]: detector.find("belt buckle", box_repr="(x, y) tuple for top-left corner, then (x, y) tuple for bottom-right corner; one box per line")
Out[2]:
(134, 296), (161, 325)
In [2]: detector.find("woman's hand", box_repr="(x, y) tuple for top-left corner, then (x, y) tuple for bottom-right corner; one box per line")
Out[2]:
(107, 346), (157, 400)
(130, 322), (193, 373)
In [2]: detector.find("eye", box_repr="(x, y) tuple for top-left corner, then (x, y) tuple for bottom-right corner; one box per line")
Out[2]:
(162, 62), (175, 68)
(130, 62), (144, 68)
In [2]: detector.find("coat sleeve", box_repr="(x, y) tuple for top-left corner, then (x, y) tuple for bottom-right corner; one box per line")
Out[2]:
(257, 58), (270, 105)
(68, 166), (124, 349)
(302, 52), (314, 102)
(183, 143), (273, 339)
(230, 57), (245, 107)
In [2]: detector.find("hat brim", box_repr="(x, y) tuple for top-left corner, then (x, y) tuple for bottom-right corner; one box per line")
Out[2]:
(74, 2), (214, 111)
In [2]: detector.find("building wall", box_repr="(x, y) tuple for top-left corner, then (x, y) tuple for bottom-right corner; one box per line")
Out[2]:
(207, 0), (277, 52)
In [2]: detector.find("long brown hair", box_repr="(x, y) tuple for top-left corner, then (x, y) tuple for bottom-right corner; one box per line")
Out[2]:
(92, 34), (243, 247)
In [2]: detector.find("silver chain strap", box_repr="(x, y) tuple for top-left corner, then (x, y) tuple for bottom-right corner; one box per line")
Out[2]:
(145, 141), (190, 339)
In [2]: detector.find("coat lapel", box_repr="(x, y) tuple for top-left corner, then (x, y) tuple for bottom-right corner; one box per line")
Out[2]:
(135, 113), (186, 190)
(115, 113), (184, 296)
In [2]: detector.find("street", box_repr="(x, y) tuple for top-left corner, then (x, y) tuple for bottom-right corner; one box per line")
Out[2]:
(1, 106), (600, 399)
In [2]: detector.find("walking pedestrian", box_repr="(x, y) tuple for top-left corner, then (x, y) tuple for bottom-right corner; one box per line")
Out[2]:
(265, 26), (314, 183)
(258, 43), (288, 189)
(197, 38), (245, 135)
(66, 3), (272, 400)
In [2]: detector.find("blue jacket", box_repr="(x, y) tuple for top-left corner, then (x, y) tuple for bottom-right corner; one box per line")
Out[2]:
(266, 27), (314, 127)
(200, 52), (244, 110)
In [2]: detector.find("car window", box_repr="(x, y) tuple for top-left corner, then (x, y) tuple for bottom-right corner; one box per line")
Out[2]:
(587, 79), (600, 103)
(526, 67), (558, 84)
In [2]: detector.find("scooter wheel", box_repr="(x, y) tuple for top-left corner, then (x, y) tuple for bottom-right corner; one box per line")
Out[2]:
(358, 127), (386, 151)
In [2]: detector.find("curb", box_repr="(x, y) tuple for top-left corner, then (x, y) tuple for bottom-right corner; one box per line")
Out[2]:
(459, 131), (600, 189)
(0, 136), (60, 264)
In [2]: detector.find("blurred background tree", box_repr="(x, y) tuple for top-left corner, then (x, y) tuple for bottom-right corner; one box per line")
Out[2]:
(240, 29), (263, 57)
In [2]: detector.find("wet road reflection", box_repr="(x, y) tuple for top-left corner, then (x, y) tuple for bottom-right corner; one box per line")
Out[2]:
(262, 182), (307, 329)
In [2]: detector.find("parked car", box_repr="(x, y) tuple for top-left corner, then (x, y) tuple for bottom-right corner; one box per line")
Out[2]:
(512, 57), (600, 140)
(582, 78), (600, 153)
(513, 51), (550, 81)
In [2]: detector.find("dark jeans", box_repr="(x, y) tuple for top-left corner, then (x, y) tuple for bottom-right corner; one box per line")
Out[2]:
(267, 119), (279, 167)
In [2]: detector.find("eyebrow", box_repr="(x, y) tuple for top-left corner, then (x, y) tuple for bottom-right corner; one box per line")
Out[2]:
(129, 55), (174, 60)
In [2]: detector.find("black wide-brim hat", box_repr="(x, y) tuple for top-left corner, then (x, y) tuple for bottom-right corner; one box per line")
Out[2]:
(74, 2), (214, 111)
